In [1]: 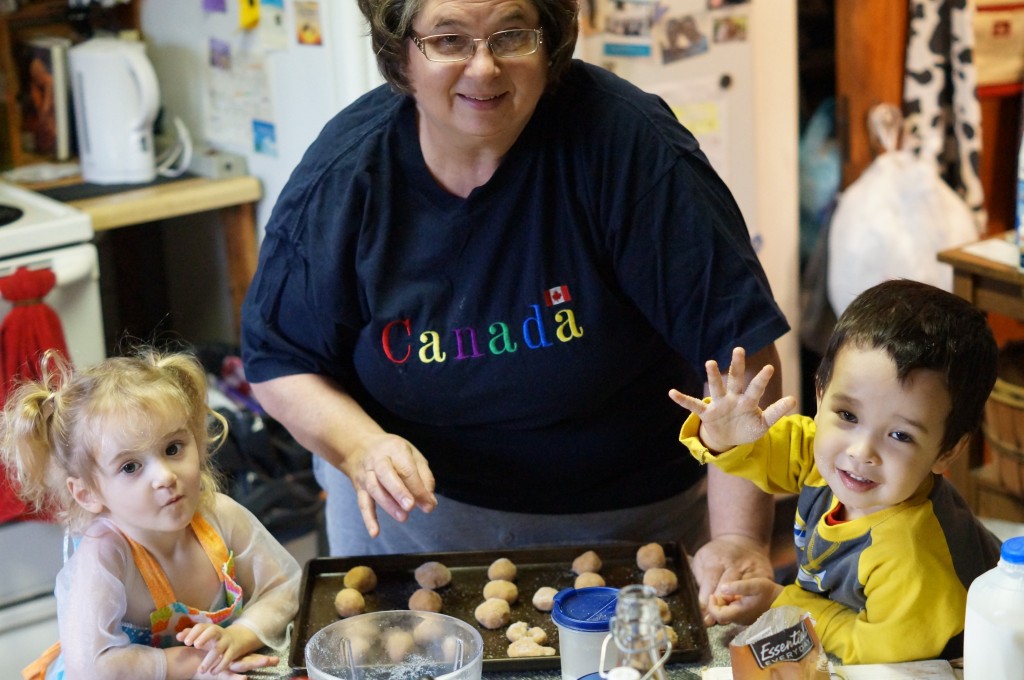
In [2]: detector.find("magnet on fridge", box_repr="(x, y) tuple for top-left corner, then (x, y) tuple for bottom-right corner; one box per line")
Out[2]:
(239, 0), (259, 29)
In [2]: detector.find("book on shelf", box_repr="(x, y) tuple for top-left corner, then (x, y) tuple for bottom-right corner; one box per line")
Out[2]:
(19, 35), (73, 161)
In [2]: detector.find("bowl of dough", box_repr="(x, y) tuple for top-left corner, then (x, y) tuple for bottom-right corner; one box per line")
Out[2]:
(305, 610), (485, 680)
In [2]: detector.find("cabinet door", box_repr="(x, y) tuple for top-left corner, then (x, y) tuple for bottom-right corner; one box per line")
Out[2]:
(834, 0), (907, 189)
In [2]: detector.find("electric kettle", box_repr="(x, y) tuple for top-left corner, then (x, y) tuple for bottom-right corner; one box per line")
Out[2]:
(68, 37), (159, 184)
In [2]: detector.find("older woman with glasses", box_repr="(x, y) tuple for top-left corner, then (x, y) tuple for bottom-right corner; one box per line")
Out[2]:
(241, 0), (789, 626)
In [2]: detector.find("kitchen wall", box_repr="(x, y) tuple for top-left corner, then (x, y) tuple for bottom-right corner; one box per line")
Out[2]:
(135, 4), (260, 347)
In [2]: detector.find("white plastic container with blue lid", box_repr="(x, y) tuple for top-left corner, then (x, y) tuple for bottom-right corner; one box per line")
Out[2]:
(552, 587), (619, 680)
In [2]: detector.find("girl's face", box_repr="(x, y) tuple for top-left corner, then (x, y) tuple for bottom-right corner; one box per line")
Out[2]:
(70, 408), (202, 543)
(813, 345), (957, 520)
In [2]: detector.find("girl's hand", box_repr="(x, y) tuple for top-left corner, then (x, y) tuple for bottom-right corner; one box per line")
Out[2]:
(190, 652), (279, 680)
(707, 577), (783, 625)
(669, 347), (796, 452)
(177, 624), (261, 675)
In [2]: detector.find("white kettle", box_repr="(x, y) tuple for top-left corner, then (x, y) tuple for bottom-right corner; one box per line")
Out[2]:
(69, 37), (160, 184)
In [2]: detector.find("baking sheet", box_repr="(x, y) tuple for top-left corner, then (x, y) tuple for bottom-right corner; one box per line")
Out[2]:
(289, 542), (711, 671)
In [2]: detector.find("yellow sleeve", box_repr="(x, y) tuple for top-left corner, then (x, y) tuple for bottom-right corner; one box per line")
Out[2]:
(679, 412), (819, 495)
(772, 511), (967, 664)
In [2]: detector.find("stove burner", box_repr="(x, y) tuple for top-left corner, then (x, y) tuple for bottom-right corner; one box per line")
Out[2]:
(0, 203), (24, 226)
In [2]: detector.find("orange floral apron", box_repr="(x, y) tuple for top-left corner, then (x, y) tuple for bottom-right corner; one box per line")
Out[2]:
(22, 514), (243, 680)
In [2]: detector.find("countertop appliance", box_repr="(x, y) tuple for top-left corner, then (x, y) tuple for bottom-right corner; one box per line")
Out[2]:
(69, 37), (160, 184)
(0, 181), (104, 678)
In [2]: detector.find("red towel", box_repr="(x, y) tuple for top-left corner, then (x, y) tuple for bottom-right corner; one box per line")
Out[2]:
(0, 266), (69, 522)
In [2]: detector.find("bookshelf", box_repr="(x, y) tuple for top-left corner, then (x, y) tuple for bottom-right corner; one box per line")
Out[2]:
(0, 0), (140, 169)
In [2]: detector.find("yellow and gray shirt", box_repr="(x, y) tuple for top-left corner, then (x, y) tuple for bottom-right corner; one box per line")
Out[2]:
(681, 414), (1001, 665)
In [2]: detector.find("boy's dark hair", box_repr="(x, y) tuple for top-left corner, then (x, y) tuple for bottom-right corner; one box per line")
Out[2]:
(815, 279), (998, 452)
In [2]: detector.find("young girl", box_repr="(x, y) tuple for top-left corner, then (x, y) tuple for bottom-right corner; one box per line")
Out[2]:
(1, 348), (302, 680)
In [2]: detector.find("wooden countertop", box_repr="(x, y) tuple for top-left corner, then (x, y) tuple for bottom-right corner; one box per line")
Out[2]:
(937, 232), (1024, 322)
(63, 175), (262, 231)
(937, 233), (1023, 287)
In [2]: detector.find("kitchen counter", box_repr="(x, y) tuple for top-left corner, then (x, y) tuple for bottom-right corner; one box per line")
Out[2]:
(62, 174), (262, 340)
(23, 173), (262, 340)
(249, 623), (969, 679)
(251, 624), (738, 679)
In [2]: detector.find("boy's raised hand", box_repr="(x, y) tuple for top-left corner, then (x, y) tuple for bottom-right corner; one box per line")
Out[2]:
(668, 347), (797, 452)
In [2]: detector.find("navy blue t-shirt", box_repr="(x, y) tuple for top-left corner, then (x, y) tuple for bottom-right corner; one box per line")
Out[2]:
(242, 60), (789, 513)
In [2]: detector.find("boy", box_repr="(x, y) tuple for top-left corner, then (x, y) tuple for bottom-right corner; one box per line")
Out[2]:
(669, 279), (1001, 665)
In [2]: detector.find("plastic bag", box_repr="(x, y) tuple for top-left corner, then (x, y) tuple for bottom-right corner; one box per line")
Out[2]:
(826, 104), (979, 318)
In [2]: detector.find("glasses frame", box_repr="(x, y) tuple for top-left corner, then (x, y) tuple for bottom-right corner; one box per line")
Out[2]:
(410, 28), (544, 63)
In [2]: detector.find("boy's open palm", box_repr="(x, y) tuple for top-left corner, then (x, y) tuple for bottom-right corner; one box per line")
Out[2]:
(669, 347), (797, 452)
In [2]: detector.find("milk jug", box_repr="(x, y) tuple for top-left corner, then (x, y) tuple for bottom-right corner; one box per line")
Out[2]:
(963, 535), (1024, 679)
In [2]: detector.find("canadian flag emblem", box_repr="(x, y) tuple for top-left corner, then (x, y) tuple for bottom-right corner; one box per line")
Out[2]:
(543, 285), (572, 306)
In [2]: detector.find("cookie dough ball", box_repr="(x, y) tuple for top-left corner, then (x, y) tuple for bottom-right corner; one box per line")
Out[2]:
(532, 586), (558, 612)
(343, 565), (378, 593)
(413, 617), (447, 646)
(483, 579), (519, 603)
(643, 567), (679, 596)
(441, 636), (460, 663)
(343, 634), (373, 664)
(474, 597), (511, 630)
(343, 616), (380, 641)
(636, 543), (667, 571)
(508, 638), (557, 657)
(656, 597), (672, 624)
(507, 621), (549, 644)
(574, 572), (606, 588)
(415, 561), (452, 590)
(384, 629), (416, 663)
(666, 626), (678, 645)
(488, 557), (518, 581)
(572, 550), (602, 575)
(409, 588), (443, 612)
(334, 587), (366, 618)
(506, 620), (529, 642)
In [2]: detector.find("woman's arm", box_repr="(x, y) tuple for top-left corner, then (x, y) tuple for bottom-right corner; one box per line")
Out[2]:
(251, 373), (437, 537)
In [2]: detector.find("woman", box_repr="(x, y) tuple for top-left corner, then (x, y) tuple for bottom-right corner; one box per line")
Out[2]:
(241, 0), (790, 625)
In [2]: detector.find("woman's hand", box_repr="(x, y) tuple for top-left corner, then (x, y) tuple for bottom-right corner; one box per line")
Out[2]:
(341, 432), (437, 537)
(690, 533), (774, 626)
(669, 347), (796, 452)
(250, 374), (439, 539)
(708, 577), (783, 625)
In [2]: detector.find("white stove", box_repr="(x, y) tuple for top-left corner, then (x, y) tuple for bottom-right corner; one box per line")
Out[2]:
(0, 180), (92, 258)
(0, 181), (103, 678)
(0, 180), (104, 368)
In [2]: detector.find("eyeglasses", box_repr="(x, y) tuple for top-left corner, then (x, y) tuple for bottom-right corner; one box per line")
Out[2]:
(411, 28), (543, 62)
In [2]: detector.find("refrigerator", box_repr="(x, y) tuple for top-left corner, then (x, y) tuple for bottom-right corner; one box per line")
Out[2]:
(141, 0), (799, 400)
(141, 1), (382, 234)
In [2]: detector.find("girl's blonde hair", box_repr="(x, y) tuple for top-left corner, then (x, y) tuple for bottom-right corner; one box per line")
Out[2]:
(0, 348), (228, 532)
